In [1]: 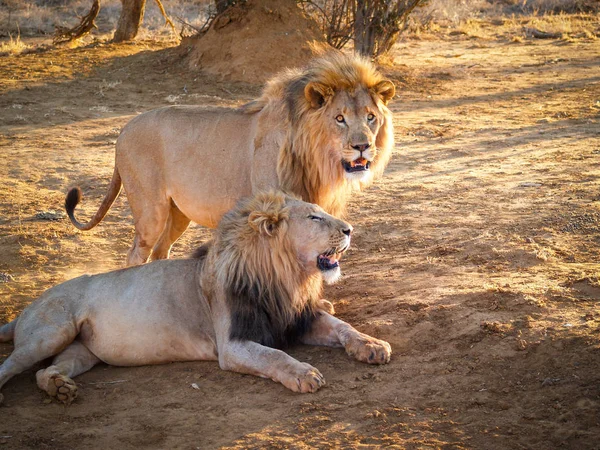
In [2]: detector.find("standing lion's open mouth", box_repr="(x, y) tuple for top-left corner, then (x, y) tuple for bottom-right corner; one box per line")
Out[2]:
(342, 157), (371, 173)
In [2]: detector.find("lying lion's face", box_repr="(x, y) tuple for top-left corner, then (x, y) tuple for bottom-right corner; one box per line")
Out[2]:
(286, 199), (353, 284)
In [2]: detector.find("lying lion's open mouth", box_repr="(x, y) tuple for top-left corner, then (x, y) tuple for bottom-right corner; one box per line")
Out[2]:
(342, 157), (371, 173)
(317, 246), (348, 272)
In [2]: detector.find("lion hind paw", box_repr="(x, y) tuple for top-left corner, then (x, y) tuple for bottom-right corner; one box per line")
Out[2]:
(47, 375), (78, 405)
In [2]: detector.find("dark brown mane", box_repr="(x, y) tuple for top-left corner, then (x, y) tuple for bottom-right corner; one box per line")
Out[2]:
(227, 277), (318, 349)
(202, 192), (323, 349)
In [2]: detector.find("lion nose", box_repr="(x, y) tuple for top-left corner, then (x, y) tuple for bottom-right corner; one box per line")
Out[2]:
(342, 226), (353, 236)
(351, 143), (370, 153)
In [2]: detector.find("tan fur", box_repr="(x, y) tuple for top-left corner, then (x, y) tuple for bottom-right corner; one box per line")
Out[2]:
(65, 52), (395, 266)
(0, 192), (391, 405)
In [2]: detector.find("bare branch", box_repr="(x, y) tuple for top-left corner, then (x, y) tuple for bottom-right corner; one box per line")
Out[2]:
(153, 0), (176, 33)
(54, 0), (101, 44)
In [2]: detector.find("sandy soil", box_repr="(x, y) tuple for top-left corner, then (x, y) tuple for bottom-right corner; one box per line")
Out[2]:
(0, 30), (599, 449)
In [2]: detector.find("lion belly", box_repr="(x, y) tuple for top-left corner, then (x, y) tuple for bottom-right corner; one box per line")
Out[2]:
(82, 320), (217, 366)
(116, 106), (262, 228)
(73, 259), (218, 366)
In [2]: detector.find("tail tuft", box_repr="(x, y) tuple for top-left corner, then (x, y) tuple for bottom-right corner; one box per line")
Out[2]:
(64, 166), (122, 231)
(65, 187), (82, 218)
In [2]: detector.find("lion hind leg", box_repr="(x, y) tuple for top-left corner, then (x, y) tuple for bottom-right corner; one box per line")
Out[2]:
(36, 341), (100, 405)
(125, 205), (170, 266)
(125, 189), (171, 266)
(151, 202), (191, 261)
(0, 318), (17, 342)
(0, 322), (77, 405)
(126, 234), (154, 266)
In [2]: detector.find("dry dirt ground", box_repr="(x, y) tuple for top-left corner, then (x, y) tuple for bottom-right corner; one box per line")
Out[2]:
(0, 29), (599, 449)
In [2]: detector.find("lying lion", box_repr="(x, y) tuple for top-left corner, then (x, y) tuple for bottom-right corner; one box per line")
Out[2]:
(65, 51), (395, 266)
(0, 192), (391, 405)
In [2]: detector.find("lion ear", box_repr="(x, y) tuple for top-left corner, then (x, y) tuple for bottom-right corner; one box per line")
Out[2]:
(305, 82), (333, 109)
(373, 80), (396, 105)
(248, 210), (284, 236)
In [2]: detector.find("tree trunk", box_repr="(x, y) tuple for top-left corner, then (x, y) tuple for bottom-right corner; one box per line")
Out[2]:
(354, 0), (374, 56)
(114, 0), (147, 42)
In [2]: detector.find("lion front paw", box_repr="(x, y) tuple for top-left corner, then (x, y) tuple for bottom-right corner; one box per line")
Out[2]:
(280, 363), (325, 393)
(345, 334), (392, 365)
(46, 374), (78, 405)
(317, 299), (335, 315)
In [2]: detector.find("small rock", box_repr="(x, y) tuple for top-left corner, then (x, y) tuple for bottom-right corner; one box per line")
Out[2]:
(518, 182), (542, 188)
(541, 377), (561, 387)
(190, 383), (200, 390)
(0, 273), (14, 283)
(35, 210), (66, 221)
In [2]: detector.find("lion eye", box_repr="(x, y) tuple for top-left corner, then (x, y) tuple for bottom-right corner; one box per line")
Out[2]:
(367, 113), (375, 121)
(335, 115), (345, 123)
(309, 215), (324, 222)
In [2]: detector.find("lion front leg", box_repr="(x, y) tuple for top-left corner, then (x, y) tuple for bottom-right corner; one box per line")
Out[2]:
(301, 311), (391, 365)
(218, 340), (325, 393)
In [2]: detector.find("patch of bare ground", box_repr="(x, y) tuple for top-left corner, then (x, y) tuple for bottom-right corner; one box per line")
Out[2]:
(1, 17), (599, 449)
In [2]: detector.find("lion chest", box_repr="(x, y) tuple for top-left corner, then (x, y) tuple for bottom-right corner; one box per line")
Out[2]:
(226, 281), (317, 349)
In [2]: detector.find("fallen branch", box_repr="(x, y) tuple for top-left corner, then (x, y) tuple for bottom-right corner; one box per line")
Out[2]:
(175, 14), (214, 38)
(54, 0), (101, 44)
(524, 27), (562, 39)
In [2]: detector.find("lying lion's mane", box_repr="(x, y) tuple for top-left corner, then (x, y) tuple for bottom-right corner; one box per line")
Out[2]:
(202, 192), (323, 349)
(243, 51), (394, 218)
(226, 280), (317, 349)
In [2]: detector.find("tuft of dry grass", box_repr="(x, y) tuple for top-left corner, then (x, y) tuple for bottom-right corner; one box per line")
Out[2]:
(0, 32), (29, 56)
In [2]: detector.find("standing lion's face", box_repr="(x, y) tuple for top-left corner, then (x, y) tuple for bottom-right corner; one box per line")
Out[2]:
(325, 89), (386, 182)
(285, 199), (353, 284)
(304, 80), (394, 184)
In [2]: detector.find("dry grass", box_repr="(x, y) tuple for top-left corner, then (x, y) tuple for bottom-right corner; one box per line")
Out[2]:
(0, 0), (211, 39)
(0, 32), (29, 56)
(500, 13), (599, 40)
(405, 0), (599, 42)
(405, 0), (599, 39)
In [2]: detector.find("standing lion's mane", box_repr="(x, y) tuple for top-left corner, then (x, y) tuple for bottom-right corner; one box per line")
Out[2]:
(242, 51), (395, 218)
(201, 191), (323, 349)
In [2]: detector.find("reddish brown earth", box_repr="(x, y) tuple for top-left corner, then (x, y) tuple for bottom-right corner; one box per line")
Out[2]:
(0, 28), (599, 449)
(181, 0), (325, 83)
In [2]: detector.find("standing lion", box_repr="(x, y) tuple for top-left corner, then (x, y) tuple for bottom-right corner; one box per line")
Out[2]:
(65, 52), (395, 266)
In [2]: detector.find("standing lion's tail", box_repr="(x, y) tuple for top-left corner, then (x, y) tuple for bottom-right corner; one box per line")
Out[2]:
(65, 166), (122, 231)
(0, 318), (17, 343)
